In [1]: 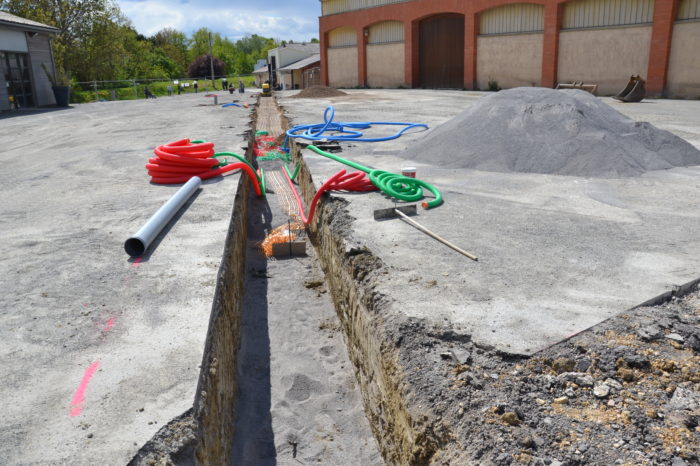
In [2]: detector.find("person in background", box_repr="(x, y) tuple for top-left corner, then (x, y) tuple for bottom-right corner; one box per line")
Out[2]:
(222, 77), (228, 91)
(9, 93), (19, 110)
(238, 80), (245, 94)
(228, 82), (234, 94)
(166, 84), (173, 96)
(193, 80), (198, 93)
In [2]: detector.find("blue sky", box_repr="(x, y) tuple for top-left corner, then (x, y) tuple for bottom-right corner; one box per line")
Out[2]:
(116, 0), (322, 42)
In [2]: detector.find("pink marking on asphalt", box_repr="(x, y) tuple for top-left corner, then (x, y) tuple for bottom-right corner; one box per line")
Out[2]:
(102, 316), (116, 333)
(131, 257), (143, 269)
(69, 361), (100, 417)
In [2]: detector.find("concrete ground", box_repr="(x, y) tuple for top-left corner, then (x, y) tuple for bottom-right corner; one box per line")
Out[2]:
(2, 88), (698, 464)
(279, 89), (700, 354)
(0, 91), (255, 464)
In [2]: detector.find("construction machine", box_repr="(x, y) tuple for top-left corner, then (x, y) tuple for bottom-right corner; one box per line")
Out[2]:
(261, 82), (272, 97)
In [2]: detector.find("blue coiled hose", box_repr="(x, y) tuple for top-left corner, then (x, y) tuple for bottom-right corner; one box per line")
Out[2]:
(285, 106), (428, 147)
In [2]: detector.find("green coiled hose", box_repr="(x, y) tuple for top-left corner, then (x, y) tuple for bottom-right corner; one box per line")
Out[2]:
(305, 145), (442, 209)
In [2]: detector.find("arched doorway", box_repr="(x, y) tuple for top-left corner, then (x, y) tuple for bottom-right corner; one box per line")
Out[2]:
(419, 13), (464, 88)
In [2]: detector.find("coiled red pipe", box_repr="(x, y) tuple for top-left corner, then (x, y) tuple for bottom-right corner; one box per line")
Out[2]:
(146, 139), (263, 196)
(282, 168), (376, 225)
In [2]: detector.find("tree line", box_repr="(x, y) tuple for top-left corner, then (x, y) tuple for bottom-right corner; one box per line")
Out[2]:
(0, 0), (317, 82)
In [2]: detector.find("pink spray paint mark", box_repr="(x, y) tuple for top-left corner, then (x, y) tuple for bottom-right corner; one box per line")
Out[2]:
(102, 316), (116, 333)
(69, 361), (100, 417)
(131, 257), (142, 269)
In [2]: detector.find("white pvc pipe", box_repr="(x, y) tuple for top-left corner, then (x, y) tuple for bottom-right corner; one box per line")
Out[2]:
(124, 176), (202, 257)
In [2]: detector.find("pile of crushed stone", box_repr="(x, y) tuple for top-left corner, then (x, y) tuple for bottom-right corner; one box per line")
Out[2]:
(289, 86), (347, 99)
(400, 87), (700, 177)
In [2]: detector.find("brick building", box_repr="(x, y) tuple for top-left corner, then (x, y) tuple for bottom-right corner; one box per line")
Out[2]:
(319, 0), (700, 97)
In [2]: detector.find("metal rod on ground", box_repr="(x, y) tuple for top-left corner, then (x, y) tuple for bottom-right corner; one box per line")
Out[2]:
(393, 208), (478, 262)
(124, 176), (202, 257)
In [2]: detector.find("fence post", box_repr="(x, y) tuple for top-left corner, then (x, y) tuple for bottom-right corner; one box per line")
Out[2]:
(133, 79), (137, 99)
(93, 80), (98, 102)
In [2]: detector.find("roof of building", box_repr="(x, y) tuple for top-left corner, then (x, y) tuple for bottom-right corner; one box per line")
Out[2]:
(253, 65), (269, 74)
(0, 11), (58, 33)
(279, 54), (321, 72)
(272, 42), (320, 54)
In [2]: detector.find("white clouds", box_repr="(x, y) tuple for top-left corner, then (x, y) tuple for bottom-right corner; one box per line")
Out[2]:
(117, 0), (321, 41)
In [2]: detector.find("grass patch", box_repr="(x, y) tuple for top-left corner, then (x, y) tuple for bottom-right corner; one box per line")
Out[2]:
(70, 76), (256, 103)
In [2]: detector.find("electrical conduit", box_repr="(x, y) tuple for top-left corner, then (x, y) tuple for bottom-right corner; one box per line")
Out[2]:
(146, 138), (264, 196)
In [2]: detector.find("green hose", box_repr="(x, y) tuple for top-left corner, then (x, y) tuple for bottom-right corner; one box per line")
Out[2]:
(284, 161), (302, 181)
(305, 145), (443, 209)
(307, 145), (368, 172)
(213, 151), (266, 196)
(259, 168), (266, 195)
(213, 151), (250, 168)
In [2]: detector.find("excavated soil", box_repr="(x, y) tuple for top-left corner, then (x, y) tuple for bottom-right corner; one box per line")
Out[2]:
(296, 183), (700, 465)
(388, 283), (700, 465)
(289, 86), (348, 99)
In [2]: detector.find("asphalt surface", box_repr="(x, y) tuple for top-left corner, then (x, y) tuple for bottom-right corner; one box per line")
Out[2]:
(279, 89), (700, 355)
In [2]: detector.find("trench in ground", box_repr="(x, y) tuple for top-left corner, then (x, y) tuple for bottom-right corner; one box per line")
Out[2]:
(129, 94), (700, 466)
(194, 96), (383, 464)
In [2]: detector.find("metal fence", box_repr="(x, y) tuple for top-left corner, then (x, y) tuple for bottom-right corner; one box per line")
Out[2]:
(70, 75), (255, 103)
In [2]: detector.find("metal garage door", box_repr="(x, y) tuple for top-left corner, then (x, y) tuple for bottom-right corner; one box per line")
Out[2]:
(419, 14), (464, 88)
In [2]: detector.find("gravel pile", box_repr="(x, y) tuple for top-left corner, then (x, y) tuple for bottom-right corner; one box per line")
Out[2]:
(289, 86), (347, 99)
(401, 87), (700, 177)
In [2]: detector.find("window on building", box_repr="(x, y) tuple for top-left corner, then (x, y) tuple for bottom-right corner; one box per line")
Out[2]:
(2, 51), (34, 108)
(677, 0), (700, 20)
(562, 0), (655, 29)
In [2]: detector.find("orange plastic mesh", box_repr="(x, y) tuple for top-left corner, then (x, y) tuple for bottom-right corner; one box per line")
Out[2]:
(260, 222), (305, 257)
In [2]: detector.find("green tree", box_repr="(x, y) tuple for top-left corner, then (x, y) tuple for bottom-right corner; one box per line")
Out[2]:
(152, 28), (189, 76)
(0, 0), (123, 78)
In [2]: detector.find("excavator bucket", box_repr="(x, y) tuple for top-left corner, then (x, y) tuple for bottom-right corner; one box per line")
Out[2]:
(622, 79), (646, 102)
(613, 75), (645, 102)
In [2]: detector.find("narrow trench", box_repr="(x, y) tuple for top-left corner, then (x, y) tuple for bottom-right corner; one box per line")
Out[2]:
(228, 98), (382, 464)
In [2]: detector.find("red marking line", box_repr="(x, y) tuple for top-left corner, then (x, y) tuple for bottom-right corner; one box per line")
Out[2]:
(131, 257), (143, 268)
(69, 361), (100, 417)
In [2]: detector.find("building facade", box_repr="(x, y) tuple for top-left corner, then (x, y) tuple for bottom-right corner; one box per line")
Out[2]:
(266, 43), (320, 89)
(0, 11), (58, 111)
(319, 0), (700, 97)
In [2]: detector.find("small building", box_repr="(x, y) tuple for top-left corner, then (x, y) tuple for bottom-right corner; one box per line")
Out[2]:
(319, 0), (700, 98)
(267, 42), (320, 89)
(278, 54), (321, 90)
(252, 64), (268, 87)
(0, 11), (59, 111)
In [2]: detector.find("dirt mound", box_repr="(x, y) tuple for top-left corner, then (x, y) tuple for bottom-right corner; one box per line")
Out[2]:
(290, 86), (347, 99)
(400, 87), (700, 177)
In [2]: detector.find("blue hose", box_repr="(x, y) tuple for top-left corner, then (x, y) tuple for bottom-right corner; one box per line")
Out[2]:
(285, 106), (428, 148)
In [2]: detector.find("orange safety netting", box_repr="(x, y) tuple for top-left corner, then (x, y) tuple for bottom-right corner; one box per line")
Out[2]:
(259, 221), (305, 257)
